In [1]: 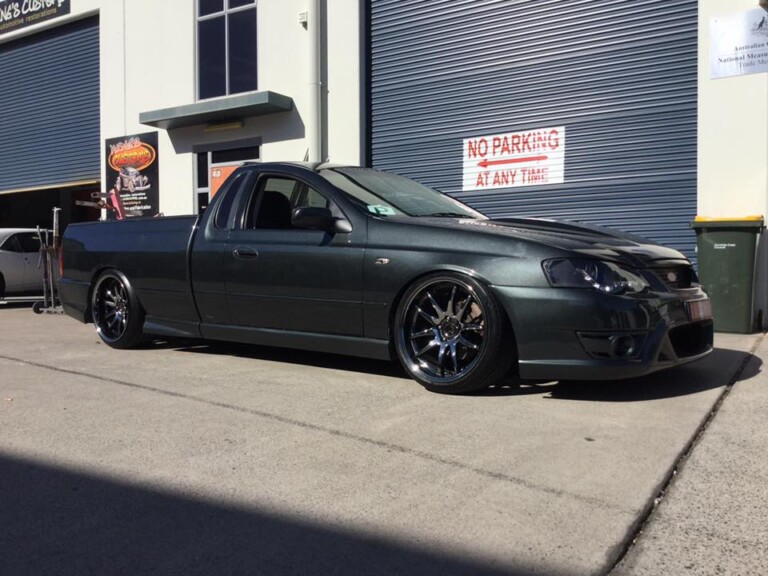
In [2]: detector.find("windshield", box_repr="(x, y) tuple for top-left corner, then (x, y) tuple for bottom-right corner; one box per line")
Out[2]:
(320, 167), (486, 219)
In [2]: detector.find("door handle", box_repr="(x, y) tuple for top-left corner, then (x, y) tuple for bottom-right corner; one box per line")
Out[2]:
(232, 246), (259, 260)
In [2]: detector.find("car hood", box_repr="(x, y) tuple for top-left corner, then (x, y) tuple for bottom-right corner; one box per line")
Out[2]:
(423, 216), (688, 267)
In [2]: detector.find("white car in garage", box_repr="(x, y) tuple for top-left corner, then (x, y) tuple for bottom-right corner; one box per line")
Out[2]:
(0, 229), (44, 300)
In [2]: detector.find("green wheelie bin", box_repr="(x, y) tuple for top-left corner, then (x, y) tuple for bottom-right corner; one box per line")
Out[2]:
(692, 216), (764, 333)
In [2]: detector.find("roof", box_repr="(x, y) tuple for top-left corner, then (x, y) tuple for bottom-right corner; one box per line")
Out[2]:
(0, 228), (39, 242)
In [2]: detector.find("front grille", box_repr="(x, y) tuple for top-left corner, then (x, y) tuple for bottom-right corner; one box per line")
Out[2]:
(650, 265), (696, 290)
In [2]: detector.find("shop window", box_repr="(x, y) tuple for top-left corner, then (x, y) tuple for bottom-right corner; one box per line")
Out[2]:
(197, 0), (257, 100)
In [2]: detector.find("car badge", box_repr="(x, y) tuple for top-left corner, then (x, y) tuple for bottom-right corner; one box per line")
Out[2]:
(667, 272), (678, 283)
(375, 258), (390, 265)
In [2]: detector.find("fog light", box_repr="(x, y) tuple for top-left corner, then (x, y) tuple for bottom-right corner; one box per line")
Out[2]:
(611, 336), (637, 358)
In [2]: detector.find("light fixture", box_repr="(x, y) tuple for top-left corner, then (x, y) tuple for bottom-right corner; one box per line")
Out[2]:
(203, 121), (244, 133)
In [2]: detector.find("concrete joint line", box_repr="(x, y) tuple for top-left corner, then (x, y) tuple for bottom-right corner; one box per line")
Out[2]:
(603, 332), (767, 576)
(0, 352), (625, 513)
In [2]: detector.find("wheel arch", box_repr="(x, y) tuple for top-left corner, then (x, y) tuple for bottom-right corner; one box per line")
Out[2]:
(387, 266), (519, 373)
(86, 266), (141, 323)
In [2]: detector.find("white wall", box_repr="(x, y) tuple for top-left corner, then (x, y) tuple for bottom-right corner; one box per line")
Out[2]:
(698, 0), (768, 218)
(1, 0), (363, 215)
(109, 0), (364, 215)
(100, 0), (197, 215)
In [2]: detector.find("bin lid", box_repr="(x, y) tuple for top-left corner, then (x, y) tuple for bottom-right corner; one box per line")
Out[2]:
(691, 215), (764, 229)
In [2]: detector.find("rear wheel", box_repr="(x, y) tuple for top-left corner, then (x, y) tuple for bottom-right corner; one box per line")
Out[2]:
(91, 270), (146, 349)
(394, 273), (514, 393)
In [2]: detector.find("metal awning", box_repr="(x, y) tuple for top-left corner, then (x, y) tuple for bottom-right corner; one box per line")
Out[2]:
(139, 91), (293, 130)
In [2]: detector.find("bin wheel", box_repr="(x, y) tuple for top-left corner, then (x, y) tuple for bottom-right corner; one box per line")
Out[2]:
(32, 301), (44, 314)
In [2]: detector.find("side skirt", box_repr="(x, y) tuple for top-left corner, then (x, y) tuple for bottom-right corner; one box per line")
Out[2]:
(200, 323), (393, 361)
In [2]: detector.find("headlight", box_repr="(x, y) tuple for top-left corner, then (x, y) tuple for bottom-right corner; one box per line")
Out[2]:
(542, 258), (650, 295)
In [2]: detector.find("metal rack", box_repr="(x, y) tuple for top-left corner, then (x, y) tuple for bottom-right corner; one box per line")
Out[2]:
(32, 207), (63, 315)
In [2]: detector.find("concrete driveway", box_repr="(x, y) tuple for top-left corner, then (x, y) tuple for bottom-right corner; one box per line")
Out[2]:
(0, 305), (759, 575)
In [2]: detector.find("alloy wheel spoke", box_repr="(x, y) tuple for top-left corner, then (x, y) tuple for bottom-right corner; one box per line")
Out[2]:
(437, 341), (448, 371)
(446, 286), (457, 317)
(425, 292), (445, 320)
(449, 342), (459, 373)
(458, 336), (479, 350)
(456, 295), (473, 321)
(410, 328), (435, 340)
(415, 339), (439, 357)
(416, 305), (439, 326)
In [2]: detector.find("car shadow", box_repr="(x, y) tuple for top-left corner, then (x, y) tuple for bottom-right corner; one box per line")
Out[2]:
(154, 339), (411, 380)
(479, 347), (761, 402)
(0, 452), (564, 576)
(156, 340), (760, 402)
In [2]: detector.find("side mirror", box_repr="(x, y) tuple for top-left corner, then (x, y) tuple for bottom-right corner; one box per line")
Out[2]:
(291, 207), (352, 234)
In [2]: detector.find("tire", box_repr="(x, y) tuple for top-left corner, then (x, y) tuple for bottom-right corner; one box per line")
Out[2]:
(0, 274), (5, 300)
(32, 301), (44, 314)
(91, 270), (147, 349)
(393, 272), (515, 394)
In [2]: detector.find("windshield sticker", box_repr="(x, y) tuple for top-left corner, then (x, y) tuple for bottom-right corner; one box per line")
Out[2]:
(367, 204), (397, 216)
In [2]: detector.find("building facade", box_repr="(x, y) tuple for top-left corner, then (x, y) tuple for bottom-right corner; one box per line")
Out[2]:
(0, 0), (363, 227)
(1, 0), (767, 320)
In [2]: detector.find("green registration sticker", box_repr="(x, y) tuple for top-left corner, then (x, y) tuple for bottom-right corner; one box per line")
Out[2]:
(367, 204), (397, 216)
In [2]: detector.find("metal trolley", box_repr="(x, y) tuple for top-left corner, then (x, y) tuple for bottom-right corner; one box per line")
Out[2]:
(33, 207), (63, 315)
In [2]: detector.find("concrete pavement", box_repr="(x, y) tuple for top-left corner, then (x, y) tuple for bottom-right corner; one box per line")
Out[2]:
(611, 332), (768, 576)
(0, 303), (764, 575)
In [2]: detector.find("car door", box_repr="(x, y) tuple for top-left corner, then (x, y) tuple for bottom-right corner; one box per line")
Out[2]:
(224, 173), (364, 336)
(0, 234), (26, 294)
(191, 169), (255, 326)
(17, 232), (43, 291)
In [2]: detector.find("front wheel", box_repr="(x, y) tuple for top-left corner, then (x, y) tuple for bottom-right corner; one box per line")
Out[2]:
(394, 273), (515, 394)
(91, 270), (147, 349)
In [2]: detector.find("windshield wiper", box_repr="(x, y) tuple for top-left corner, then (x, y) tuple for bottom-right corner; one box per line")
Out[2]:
(418, 212), (477, 218)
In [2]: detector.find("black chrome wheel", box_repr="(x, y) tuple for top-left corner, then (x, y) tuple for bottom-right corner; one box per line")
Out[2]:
(91, 270), (146, 349)
(394, 273), (514, 393)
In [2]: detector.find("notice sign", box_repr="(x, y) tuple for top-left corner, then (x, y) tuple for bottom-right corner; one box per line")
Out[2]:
(0, 0), (70, 36)
(462, 126), (565, 192)
(710, 8), (768, 79)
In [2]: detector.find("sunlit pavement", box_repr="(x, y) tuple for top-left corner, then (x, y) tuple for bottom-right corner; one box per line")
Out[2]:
(0, 304), (762, 576)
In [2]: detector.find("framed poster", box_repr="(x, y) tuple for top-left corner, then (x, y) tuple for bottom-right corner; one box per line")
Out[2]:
(104, 132), (160, 219)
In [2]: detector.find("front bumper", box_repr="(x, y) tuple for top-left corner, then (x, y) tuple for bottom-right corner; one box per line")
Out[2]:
(491, 285), (714, 381)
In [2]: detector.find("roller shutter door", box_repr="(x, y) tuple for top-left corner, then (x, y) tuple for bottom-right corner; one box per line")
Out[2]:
(370, 0), (698, 260)
(0, 16), (100, 194)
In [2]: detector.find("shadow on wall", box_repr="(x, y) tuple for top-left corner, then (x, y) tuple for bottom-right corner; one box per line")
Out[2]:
(164, 109), (306, 157)
(0, 452), (570, 576)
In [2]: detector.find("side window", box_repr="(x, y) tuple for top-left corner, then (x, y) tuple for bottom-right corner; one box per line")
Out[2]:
(245, 177), (329, 230)
(0, 235), (22, 253)
(18, 233), (41, 253)
(214, 171), (248, 229)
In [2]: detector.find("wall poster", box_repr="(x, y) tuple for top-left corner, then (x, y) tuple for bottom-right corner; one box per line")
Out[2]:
(104, 132), (160, 219)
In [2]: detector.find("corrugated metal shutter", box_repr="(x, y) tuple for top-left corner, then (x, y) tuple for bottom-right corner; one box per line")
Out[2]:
(0, 16), (100, 194)
(370, 0), (698, 260)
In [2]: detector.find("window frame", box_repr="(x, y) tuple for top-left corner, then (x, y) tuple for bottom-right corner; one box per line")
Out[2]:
(240, 174), (334, 231)
(196, 0), (258, 101)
